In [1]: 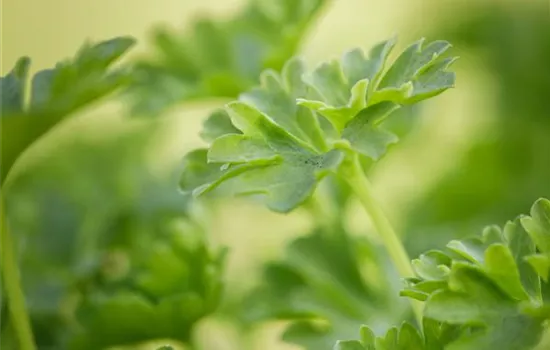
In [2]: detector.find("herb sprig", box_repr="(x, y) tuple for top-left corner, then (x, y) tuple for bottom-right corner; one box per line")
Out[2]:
(180, 37), (457, 322)
(337, 198), (550, 350)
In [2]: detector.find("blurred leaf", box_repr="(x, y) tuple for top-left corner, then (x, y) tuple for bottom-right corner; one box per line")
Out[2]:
(126, 0), (329, 115)
(69, 221), (225, 349)
(4, 118), (192, 347)
(0, 36), (135, 183)
(0, 56), (30, 115)
(244, 226), (407, 349)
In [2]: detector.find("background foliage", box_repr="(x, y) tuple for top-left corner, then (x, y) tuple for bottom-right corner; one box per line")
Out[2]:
(1, 0), (549, 349)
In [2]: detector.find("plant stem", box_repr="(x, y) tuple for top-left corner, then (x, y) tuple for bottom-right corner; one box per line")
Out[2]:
(305, 188), (337, 231)
(341, 154), (423, 323)
(0, 196), (36, 350)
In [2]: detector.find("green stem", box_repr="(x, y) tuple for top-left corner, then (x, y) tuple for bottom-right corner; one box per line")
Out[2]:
(342, 154), (423, 323)
(1, 196), (36, 350)
(305, 188), (337, 231)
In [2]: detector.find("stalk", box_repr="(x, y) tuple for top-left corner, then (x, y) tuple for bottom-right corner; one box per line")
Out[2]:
(305, 187), (337, 231)
(341, 154), (423, 323)
(0, 196), (36, 350)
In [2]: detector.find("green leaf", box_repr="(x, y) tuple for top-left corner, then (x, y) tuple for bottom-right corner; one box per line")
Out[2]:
(1, 36), (135, 183)
(376, 39), (456, 104)
(484, 244), (529, 300)
(446, 237), (486, 264)
(525, 254), (550, 282)
(411, 250), (452, 281)
(341, 102), (400, 160)
(298, 38), (456, 133)
(424, 264), (544, 350)
(127, 0), (329, 115)
(502, 220), (540, 298)
(208, 134), (278, 163)
(395, 322), (424, 350)
(200, 109), (241, 143)
(240, 59), (327, 151)
(28, 36), (135, 115)
(184, 95), (343, 212)
(179, 148), (269, 198)
(521, 198), (550, 253)
(1, 57), (30, 116)
(424, 264), (514, 324)
(298, 38), (396, 131)
(182, 37), (457, 213)
(398, 199), (550, 350)
(337, 321), (455, 350)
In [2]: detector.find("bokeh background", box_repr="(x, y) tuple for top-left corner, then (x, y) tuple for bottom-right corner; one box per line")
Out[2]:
(2, 0), (549, 349)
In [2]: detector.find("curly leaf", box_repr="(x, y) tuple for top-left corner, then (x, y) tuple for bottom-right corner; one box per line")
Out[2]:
(407, 199), (550, 350)
(181, 37), (456, 213)
(376, 39), (456, 104)
(335, 320), (458, 350)
(182, 75), (343, 212)
(298, 38), (456, 132)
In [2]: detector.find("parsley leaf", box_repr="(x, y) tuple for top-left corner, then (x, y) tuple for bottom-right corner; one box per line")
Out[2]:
(0, 37), (135, 183)
(334, 319), (461, 350)
(402, 198), (550, 350)
(338, 199), (550, 350)
(298, 38), (456, 159)
(180, 37), (456, 213)
(127, 0), (329, 115)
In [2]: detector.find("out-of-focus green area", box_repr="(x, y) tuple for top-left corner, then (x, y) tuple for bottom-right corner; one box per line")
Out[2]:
(1, 0), (549, 349)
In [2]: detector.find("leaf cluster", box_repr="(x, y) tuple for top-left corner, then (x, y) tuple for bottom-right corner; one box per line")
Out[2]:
(180, 37), (457, 213)
(338, 198), (550, 350)
(68, 219), (226, 349)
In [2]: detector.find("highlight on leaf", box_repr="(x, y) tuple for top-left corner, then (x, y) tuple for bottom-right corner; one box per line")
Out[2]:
(179, 37), (457, 213)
